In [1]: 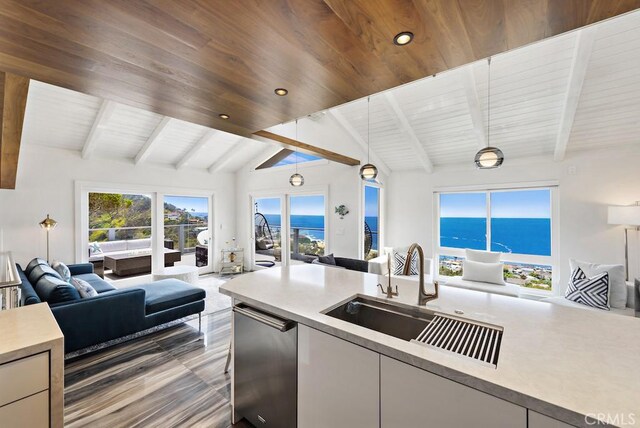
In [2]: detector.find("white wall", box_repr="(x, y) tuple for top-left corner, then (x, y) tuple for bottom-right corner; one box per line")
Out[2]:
(0, 145), (237, 270)
(236, 115), (387, 267)
(386, 147), (640, 294)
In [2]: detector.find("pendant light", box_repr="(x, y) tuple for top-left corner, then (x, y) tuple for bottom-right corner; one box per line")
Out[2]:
(360, 96), (378, 180)
(289, 119), (304, 187)
(474, 57), (504, 169)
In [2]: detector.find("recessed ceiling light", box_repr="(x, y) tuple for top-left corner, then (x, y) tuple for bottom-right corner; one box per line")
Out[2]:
(393, 31), (414, 46)
(274, 88), (288, 96)
(218, 113), (229, 120)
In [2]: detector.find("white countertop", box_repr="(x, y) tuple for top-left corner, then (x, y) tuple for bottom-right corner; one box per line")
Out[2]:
(220, 265), (640, 427)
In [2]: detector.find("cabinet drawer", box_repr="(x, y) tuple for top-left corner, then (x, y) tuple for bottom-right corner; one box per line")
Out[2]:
(0, 352), (49, 407)
(529, 411), (575, 428)
(0, 390), (49, 428)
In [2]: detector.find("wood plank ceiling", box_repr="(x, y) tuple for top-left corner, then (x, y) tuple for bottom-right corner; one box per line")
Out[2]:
(0, 0), (637, 141)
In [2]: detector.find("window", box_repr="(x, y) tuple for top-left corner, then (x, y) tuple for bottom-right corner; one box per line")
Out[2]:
(256, 149), (322, 170)
(437, 188), (554, 292)
(363, 185), (381, 260)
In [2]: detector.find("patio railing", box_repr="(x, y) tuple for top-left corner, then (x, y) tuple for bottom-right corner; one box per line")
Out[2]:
(88, 223), (207, 254)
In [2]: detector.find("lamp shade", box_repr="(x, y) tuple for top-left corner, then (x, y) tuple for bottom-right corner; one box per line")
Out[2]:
(39, 214), (57, 230)
(289, 173), (304, 187)
(608, 205), (640, 226)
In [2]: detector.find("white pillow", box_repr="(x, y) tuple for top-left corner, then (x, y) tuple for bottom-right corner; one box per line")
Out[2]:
(462, 260), (505, 285)
(51, 260), (71, 282)
(569, 259), (626, 309)
(70, 277), (98, 298)
(465, 249), (501, 263)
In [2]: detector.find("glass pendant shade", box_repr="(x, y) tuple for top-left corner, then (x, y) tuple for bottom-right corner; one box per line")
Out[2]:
(359, 163), (378, 180)
(289, 173), (304, 187)
(39, 214), (57, 230)
(474, 147), (504, 169)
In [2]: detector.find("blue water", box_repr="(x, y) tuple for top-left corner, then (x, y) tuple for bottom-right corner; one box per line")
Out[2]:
(261, 214), (379, 250)
(440, 217), (550, 256)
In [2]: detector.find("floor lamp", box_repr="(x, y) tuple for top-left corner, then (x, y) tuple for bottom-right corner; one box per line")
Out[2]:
(39, 214), (57, 263)
(608, 203), (640, 281)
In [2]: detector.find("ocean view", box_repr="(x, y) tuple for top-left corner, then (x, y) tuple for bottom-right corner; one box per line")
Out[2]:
(440, 217), (551, 256)
(263, 214), (379, 250)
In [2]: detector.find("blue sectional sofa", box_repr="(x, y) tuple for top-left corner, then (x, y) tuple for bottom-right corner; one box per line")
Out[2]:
(18, 258), (205, 353)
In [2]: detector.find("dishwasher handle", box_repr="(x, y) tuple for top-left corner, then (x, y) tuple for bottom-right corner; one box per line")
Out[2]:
(233, 304), (295, 332)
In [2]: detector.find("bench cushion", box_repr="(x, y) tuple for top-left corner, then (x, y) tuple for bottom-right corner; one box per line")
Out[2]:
(444, 276), (520, 297)
(136, 279), (205, 314)
(543, 296), (634, 317)
(72, 273), (116, 294)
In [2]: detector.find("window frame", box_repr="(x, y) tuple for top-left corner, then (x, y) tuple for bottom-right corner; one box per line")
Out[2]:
(434, 183), (559, 295)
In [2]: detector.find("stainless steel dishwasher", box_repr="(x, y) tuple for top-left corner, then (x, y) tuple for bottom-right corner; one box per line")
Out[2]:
(233, 303), (297, 427)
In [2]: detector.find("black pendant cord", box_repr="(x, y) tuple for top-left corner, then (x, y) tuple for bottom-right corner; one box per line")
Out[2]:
(367, 96), (371, 163)
(295, 119), (298, 174)
(487, 57), (491, 148)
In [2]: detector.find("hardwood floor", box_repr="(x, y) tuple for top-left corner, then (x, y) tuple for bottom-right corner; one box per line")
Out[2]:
(64, 310), (253, 428)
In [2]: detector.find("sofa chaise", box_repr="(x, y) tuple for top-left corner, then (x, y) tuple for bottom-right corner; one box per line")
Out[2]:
(18, 258), (205, 353)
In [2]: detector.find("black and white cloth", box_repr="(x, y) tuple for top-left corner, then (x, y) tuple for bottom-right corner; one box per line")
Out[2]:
(565, 267), (610, 310)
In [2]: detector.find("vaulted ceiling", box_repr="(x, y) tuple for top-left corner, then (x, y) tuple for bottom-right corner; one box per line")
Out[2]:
(325, 9), (640, 171)
(0, 0), (638, 141)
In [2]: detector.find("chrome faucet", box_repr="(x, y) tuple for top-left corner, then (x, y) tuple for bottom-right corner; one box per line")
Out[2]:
(378, 253), (398, 298)
(403, 243), (439, 305)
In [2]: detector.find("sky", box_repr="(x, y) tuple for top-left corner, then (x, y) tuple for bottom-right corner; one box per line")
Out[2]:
(440, 189), (550, 218)
(364, 185), (380, 218)
(164, 195), (208, 213)
(274, 152), (322, 167)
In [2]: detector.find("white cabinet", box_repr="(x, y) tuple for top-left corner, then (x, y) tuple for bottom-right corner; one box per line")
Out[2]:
(380, 355), (527, 428)
(529, 411), (575, 428)
(297, 325), (379, 428)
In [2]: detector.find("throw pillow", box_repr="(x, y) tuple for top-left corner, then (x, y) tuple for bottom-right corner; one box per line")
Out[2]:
(462, 260), (505, 285)
(393, 250), (419, 276)
(70, 277), (98, 299)
(51, 261), (71, 282)
(565, 267), (610, 311)
(569, 259), (625, 309)
(465, 249), (501, 263)
(89, 241), (103, 255)
(256, 237), (274, 250)
(317, 253), (337, 266)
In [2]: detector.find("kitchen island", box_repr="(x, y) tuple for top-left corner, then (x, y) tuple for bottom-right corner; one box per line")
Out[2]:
(220, 264), (640, 427)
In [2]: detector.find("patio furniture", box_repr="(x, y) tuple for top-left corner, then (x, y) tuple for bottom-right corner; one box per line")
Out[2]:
(153, 265), (199, 285)
(196, 245), (208, 267)
(103, 249), (181, 277)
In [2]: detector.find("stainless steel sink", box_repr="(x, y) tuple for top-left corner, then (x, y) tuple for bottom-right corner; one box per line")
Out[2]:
(323, 296), (435, 341)
(323, 296), (504, 367)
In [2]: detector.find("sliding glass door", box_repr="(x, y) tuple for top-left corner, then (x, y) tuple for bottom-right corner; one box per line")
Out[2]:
(163, 195), (210, 271)
(88, 191), (153, 280)
(253, 197), (283, 269)
(289, 195), (326, 263)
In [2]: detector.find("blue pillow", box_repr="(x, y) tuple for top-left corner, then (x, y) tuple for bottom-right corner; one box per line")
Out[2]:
(28, 264), (62, 285)
(34, 276), (80, 304)
(24, 258), (48, 276)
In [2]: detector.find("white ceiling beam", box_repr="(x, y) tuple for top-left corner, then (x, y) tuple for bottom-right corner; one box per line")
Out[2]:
(207, 137), (250, 174)
(326, 110), (391, 176)
(134, 117), (173, 165)
(554, 28), (596, 161)
(381, 92), (434, 174)
(175, 129), (219, 169)
(81, 99), (116, 159)
(460, 66), (488, 150)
